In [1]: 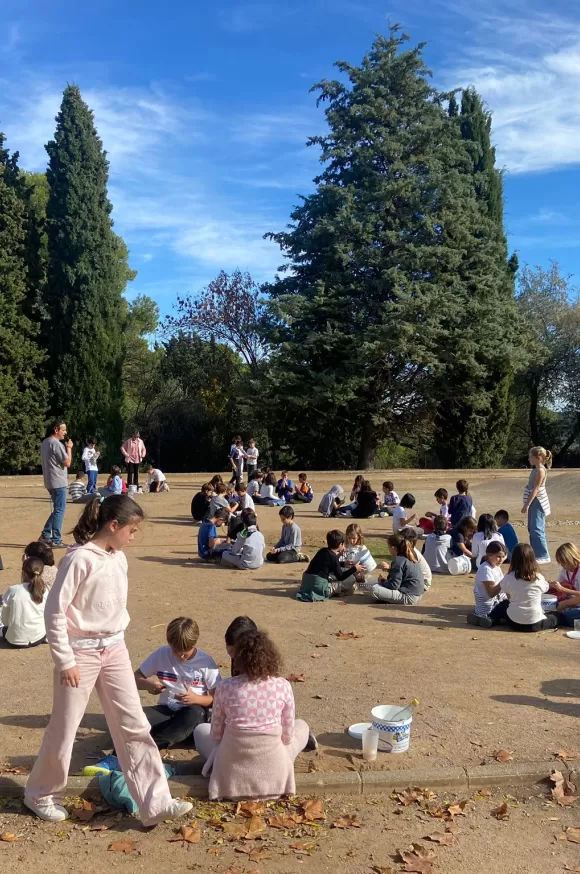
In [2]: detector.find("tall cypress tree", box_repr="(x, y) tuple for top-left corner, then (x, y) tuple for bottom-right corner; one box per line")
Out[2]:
(0, 133), (48, 472)
(264, 29), (520, 469)
(43, 85), (130, 453)
(431, 88), (521, 467)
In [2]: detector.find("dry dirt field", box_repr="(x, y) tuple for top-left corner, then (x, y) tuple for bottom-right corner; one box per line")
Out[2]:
(1, 468), (580, 873)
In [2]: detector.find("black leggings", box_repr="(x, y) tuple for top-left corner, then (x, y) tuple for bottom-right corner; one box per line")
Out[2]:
(489, 599), (558, 631)
(2, 627), (46, 648)
(127, 463), (140, 487)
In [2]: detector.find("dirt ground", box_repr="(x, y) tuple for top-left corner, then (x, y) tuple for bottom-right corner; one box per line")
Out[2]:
(1, 468), (580, 783)
(3, 784), (580, 874)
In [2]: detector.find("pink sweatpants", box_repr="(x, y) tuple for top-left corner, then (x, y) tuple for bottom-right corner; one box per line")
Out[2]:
(26, 642), (172, 823)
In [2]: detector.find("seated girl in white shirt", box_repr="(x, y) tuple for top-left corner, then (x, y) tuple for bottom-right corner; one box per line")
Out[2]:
(467, 540), (507, 627)
(1, 557), (47, 648)
(487, 543), (558, 631)
(392, 493), (424, 537)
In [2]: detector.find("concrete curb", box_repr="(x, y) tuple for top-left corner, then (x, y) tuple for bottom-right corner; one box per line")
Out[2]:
(0, 760), (560, 801)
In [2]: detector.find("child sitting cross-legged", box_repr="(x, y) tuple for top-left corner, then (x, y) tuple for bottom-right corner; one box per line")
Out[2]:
(342, 523), (377, 581)
(191, 483), (213, 522)
(467, 540), (507, 628)
(296, 530), (364, 601)
(401, 528), (432, 590)
(551, 542), (580, 626)
(266, 506), (309, 564)
(1, 557), (48, 648)
(392, 493), (423, 537)
(198, 508), (230, 561)
(135, 617), (221, 750)
(423, 515), (452, 574)
(69, 471), (88, 503)
(371, 534), (424, 605)
(488, 543), (558, 631)
(221, 511), (265, 570)
(293, 472), (314, 504)
(381, 481), (400, 516)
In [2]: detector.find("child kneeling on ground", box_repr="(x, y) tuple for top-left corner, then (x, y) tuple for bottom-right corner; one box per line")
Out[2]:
(296, 530), (364, 601)
(266, 506), (309, 564)
(488, 543), (558, 631)
(371, 534), (424, 605)
(467, 541), (507, 628)
(198, 509), (230, 561)
(147, 466), (169, 493)
(221, 512), (265, 570)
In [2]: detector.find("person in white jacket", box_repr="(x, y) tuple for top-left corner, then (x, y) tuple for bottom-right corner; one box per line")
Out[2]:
(2, 557), (47, 648)
(82, 439), (100, 494)
(221, 512), (265, 570)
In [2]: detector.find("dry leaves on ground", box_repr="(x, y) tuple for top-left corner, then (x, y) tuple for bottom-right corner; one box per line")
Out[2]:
(555, 750), (580, 761)
(235, 847), (273, 862)
(565, 827), (580, 844)
(493, 749), (514, 764)
(168, 824), (202, 844)
(286, 674), (307, 683)
(551, 770), (578, 806)
(0, 766), (28, 775)
(331, 814), (363, 829)
(395, 788), (436, 807)
(109, 840), (139, 854)
(491, 803), (510, 821)
(236, 802), (266, 818)
(310, 653), (322, 659)
(424, 832), (456, 845)
(207, 848), (224, 856)
(0, 832), (18, 842)
(397, 843), (436, 873)
(268, 813), (304, 829)
(71, 800), (100, 822)
(290, 841), (318, 855)
(333, 630), (362, 639)
(300, 799), (325, 821)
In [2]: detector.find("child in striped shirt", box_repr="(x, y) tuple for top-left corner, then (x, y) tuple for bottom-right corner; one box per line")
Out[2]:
(69, 472), (88, 503)
(342, 523), (377, 580)
(467, 541), (507, 627)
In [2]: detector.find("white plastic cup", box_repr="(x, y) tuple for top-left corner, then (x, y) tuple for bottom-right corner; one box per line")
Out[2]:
(574, 620), (580, 633)
(362, 728), (379, 762)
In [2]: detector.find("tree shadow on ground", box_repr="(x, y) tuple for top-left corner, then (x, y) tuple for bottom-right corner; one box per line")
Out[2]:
(491, 694), (580, 719)
(316, 731), (359, 752)
(228, 586), (297, 599)
(541, 679), (580, 698)
(137, 556), (199, 567)
(371, 603), (476, 629)
(147, 517), (193, 526)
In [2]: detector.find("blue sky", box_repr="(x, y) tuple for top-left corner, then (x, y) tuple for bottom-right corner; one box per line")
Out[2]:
(1, 0), (580, 317)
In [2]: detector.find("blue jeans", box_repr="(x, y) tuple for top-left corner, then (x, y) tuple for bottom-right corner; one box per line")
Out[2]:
(560, 607), (580, 627)
(87, 470), (98, 493)
(528, 498), (550, 561)
(41, 487), (67, 544)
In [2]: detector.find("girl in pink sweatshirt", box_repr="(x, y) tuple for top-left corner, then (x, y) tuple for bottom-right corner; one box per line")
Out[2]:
(24, 494), (192, 826)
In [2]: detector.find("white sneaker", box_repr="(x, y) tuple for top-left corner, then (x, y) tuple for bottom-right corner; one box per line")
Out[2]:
(24, 797), (69, 822)
(142, 799), (193, 827)
(537, 557), (552, 564)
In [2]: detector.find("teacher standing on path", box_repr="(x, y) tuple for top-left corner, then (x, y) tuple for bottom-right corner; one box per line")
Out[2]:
(39, 421), (73, 548)
(121, 430), (146, 489)
(521, 446), (552, 564)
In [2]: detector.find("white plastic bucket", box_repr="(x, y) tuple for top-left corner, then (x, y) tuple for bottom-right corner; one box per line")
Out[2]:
(447, 555), (471, 576)
(127, 484), (137, 494)
(371, 705), (412, 753)
(541, 594), (558, 613)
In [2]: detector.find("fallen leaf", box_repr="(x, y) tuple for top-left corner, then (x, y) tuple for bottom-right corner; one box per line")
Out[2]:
(556, 750), (580, 761)
(565, 827), (580, 844)
(491, 802), (510, 821)
(301, 799), (325, 821)
(206, 848), (224, 855)
(551, 769), (577, 806)
(474, 788), (492, 798)
(244, 815), (267, 838)
(236, 801), (266, 818)
(287, 673), (307, 683)
(0, 832), (18, 842)
(333, 630), (362, 639)
(221, 822), (250, 840)
(332, 814), (363, 829)
(424, 832), (456, 845)
(73, 801), (98, 822)
(447, 800), (468, 817)
(88, 820), (115, 832)
(109, 840), (138, 854)
(395, 788), (434, 807)
(168, 824), (201, 844)
(290, 841), (318, 855)
(235, 847), (273, 862)
(397, 843), (436, 874)
(268, 813), (304, 829)
(0, 767), (28, 775)
(493, 749), (514, 764)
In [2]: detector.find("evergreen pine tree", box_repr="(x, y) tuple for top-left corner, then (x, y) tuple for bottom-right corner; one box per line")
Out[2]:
(432, 87), (521, 467)
(264, 29), (520, 468)
(43, 85), (132, 454)
(0, 133), (48, 472)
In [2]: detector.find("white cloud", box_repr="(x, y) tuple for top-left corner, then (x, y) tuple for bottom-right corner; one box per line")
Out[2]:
(440, 4), (580, 173)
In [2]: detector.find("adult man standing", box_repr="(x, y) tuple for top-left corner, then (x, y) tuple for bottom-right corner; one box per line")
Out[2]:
(40, 421), (73, 548)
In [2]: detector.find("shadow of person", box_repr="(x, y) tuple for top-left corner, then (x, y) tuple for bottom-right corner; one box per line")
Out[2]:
(491, 694), (580, 719)
(540, 679), (580, 699)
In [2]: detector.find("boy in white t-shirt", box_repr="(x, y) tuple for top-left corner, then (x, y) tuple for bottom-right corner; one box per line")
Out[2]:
(147, 466), (169, 493)
(135, 617), (221, 750)
(245, 439), (259, 479)
(392, 494), (424, 537)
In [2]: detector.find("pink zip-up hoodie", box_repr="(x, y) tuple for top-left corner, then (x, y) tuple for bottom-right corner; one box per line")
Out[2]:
(45, 542), (130, 672)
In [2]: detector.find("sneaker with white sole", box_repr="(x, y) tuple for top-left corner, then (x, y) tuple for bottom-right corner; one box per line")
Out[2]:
(82, 753), (120, 776)
(537, 557), (552, 565)
(24, 797), (69, 822)
(141, 799), (193, 827)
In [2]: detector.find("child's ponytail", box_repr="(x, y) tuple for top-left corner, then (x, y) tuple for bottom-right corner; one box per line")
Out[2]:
(73, 494), (144, 544)
(387, 533), (418, 563)
(23, 557), (46, 604)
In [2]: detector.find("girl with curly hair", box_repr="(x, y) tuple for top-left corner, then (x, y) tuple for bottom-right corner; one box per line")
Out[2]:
(194, 629), (315, 799)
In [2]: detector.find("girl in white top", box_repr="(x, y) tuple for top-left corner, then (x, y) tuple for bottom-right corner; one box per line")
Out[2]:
(468, 541), (507, 626)
(490, 543), (558, 631)
(392, 493), (424, 537)
(471, 514), (505, 569)
(2, 558), (47, 647)
(343, 523), (377, 575)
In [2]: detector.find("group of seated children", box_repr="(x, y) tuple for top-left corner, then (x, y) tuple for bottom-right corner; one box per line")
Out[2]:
(0, 542), (56, 647)
(191, 472), (314, 522)
(421, 505), (518, 577)
(70, 465), (169, 503)
(87, 614), (316, 802)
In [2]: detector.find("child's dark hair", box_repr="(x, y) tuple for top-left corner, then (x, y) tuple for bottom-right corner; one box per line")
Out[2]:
(359, 479), (372, 492)
(74, 495), (144, 544)
(233, 630), (282, 681)
(225, 616), (258, 647)
(22, 557), (45, 604)
(110, 465), (122, 476)
(210, 474), (224, 487)
(215, 482), (227, 495)
(458, 516), (477, 536)
(433, 515), (448, 536)
(400, 493), (416, 509)
(24, 540), (55, 566)
(383, 481), (394, 491)
(494, 509), (509, 524)
(265, 472), (276, 486)
(401, 527), (418, 547)
(202, 483), (213, 493)
(87, 436), (96, 444)
(213, 508), (229, 523)
(434, 487), (448, 501)
(249, 471), (262, 482)
(279, 505), (294, 520)
(509, 543), (538, 582)
(477, 513), (497, 538)
(299, 472), (307, 482)
(352, 475), (363, 491)
(244, 511), (257, 528)
(387, 533), (417, 562)
(483, 541), (506, 564)
(456, 479), (470, 495)
(327, 529), (345, 549)
(76, 470), (86, 479)
(237, 482), (247, 493)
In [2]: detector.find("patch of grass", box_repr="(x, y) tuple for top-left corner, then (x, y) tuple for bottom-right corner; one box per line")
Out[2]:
(365, 536), (390, 562)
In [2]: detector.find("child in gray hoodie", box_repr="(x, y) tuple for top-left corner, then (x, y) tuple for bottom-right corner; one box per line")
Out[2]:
(221, 512), (265, 570)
